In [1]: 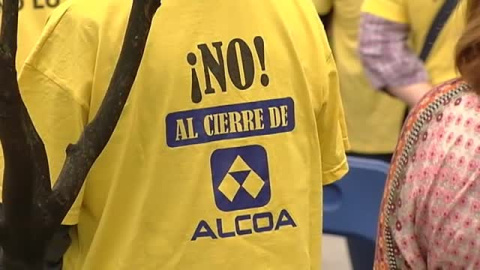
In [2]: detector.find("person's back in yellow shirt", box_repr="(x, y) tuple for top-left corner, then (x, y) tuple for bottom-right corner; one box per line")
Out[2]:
(16, 0), (349, 269)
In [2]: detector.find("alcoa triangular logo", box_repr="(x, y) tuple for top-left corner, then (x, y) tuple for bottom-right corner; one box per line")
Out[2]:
(211, 145), (271, 212)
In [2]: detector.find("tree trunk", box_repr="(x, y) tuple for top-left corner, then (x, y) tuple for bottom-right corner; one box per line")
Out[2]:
(2, 255), (44, 270)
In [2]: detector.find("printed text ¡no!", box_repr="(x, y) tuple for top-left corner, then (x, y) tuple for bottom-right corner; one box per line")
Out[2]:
(187, 36), (270, 104)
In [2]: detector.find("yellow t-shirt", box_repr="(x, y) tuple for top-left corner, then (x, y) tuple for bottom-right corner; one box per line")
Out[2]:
(17, 0), (349, 269)
(317, 0), (407, 154)
(362, 0), (465, 86)
(311, 0), (323, 13)
(0, 0), (67, 68)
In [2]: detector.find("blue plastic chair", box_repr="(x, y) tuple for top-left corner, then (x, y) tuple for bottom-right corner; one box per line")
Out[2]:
(323, 156), (389, 270)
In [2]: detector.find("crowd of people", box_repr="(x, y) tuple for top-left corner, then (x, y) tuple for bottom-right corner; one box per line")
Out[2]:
(0, 0), (479, 268)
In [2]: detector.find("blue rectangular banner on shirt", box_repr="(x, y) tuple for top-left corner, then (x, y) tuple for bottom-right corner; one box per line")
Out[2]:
(166, 97), (295, 147)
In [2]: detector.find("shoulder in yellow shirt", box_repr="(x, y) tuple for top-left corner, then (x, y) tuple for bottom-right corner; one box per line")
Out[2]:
(0, 0), (68, 67)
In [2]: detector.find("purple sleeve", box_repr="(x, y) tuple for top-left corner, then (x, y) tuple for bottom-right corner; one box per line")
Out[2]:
(358, 13), (430, 91)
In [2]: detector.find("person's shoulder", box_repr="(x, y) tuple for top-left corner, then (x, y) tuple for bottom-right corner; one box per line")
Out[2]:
(403, 78), (469, 128)
(433, 78), (468, 93)
(33, 0), (132, 47)
(52, 0), (131, 25)
(22, 0), (130, 77)
(416, 78), (468, 110)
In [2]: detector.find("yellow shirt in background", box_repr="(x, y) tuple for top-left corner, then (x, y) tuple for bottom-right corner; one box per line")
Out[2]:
(317, 0), (406, 154)
(0, 0), (66, 68)
(17, 0), (349, 269)
(362, 0), (465, 86)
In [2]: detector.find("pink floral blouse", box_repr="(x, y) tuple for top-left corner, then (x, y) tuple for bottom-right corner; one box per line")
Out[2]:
(375, 79), (480, 269)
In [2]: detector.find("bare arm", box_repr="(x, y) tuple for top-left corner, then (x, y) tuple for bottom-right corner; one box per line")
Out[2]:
(390, 83), (433, 107)
(358, 13), (432, 107)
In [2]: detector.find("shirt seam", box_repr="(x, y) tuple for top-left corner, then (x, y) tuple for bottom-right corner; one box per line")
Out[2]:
(22, 63), (89, 112)
(323, 157), (348, 185)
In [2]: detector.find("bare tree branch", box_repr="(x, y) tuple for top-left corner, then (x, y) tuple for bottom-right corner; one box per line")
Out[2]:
(0, 204), (6, 244)
(0, 0), (161, 268)
(46, 0), (162, 227)
(0, 0), (53, 262)
(0, 0), (18, 57)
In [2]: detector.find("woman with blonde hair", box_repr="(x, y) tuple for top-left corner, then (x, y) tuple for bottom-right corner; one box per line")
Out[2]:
(374, 0), (480, 268)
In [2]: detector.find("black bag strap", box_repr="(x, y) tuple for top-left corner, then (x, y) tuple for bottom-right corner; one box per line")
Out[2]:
(419, 0), (460, 61)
